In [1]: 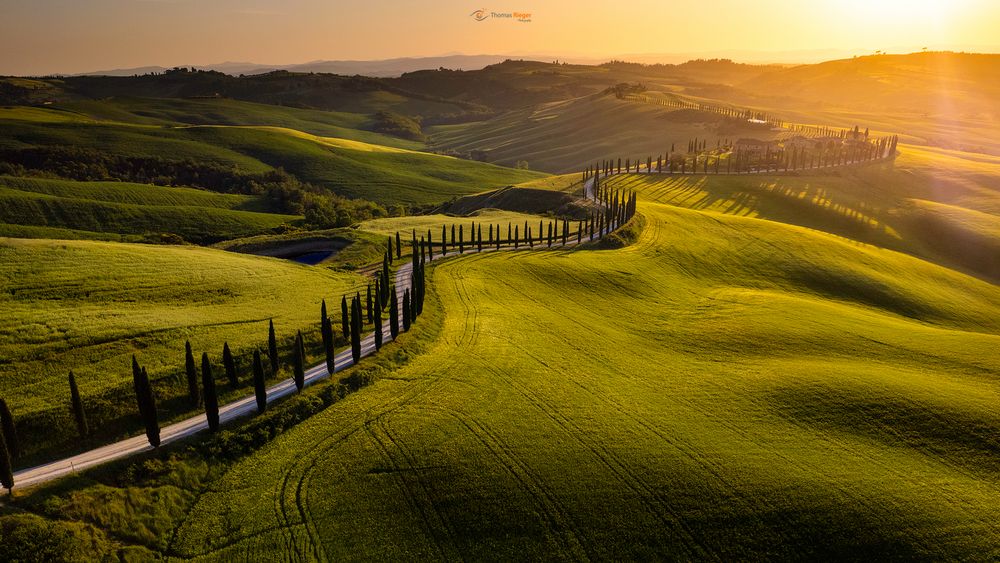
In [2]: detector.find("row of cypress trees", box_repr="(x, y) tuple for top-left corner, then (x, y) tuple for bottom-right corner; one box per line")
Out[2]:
(580, 133), (897, 182)
(619, 91), (784, 127)
(393, 211), (633, 258)
(0, 197), (636, 492)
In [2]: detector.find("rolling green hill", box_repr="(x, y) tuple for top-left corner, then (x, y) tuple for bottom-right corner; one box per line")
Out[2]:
(430, 93), (784, 173)
(2, 55), (1000, 559)
(0, 176), (295, 242)
(0, 237), (366, 460)
(590, 146), (1000, 282)
(47, 97), (425, 150)
(166, 170), (1000, 560)
(0, 107), (546, 206)
(740, 52), (1000, 118)
(1, 70), (477, 118)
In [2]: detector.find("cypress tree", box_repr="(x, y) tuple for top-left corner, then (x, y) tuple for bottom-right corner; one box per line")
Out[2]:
(293, 331), (305, 391)
(68, 371), (88, 438)
(0, 399), (17, 461)
(366, 283), (374, 324)
(415, 263), (425, 315)
(442, 224), (447, 255)
(427, 229), (434, 259)
(137, 366), (159, 447)
(252, 349), (267, 413)
(201, 352), (219, 432)
(409, 282), (418, 324)
(322, 300), (335, 375)
(389, 286), (399, 340)
(268, 319), (279, 374)
(477, 224), (483, 252)
(185, 340), (199, 407)
(459, 224), (464, 253)
(374, 306), (383, 351)
(387, 236), (393, 265)
(451, 224), (456, 251)
(396, 231), (402, 260)
(0, 429), (12, 493)
(341, 295), (349, 338)
(350, 297), (362, 364)
(547, 221), (553, 247)
(381, 255), (390, 307)
(223, 342), (238, 387)
(402, 289), (411, 331)
(488, 224), (493, 244)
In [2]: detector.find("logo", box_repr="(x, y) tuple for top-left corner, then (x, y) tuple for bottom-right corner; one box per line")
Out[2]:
(470, 8), (531, 22)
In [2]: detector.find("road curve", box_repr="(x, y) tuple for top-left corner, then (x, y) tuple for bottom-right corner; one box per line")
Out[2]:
(13, 225), (606, 489)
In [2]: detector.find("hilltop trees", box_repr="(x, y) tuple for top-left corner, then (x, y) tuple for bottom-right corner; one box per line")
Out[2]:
(68, 371), (88, 439)
(201, 352), (219, 432)
(131, 357), (159, 447)
(185, 340), (199, 407)
(252, 349), (267, 413)
(268, 319), (279, 374)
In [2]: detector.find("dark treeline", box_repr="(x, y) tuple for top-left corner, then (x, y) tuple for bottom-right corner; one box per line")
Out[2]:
(0, 146), (387, 228)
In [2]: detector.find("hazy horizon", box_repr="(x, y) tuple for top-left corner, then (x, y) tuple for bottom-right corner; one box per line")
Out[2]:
(2, 0), (999, 75)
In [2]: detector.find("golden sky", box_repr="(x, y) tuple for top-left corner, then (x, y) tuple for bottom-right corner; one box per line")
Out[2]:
(1, 0), (998, 75)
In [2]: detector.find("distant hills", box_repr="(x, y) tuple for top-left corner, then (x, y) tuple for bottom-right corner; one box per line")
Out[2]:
(740, 51), (1000, 116)
(4, 51), (999, 158)
(75, 55), (526, 78)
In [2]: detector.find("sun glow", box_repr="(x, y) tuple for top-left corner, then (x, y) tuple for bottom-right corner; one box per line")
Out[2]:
(836, 0), (960, 26)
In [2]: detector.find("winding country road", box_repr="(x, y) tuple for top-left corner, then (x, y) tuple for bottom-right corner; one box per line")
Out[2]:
(15, 153), (886, 489)
(13, 222), (607, 489)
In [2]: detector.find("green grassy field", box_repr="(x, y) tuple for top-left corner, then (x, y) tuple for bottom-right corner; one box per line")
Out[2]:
(0, 237), (368, 459)
(0, 109), (546, 206)
(50, 97), (426, 150)
(429, 93), (785, 173)
(586, 146), (1000, 282)
(162, 165), (1000, 558)
(0, 176), (296, 242)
